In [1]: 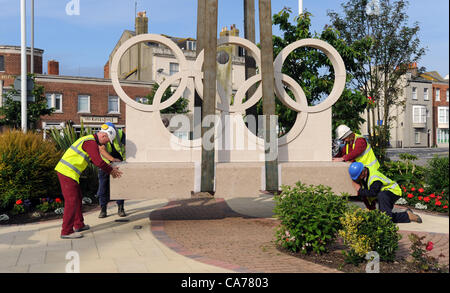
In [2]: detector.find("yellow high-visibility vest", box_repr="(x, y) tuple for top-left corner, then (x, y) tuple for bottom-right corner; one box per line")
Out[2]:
(366, 166), (402, 204)
(101, 129), (125, 164)
(346, 134), (380, 170)
(55, 135), (96, 183)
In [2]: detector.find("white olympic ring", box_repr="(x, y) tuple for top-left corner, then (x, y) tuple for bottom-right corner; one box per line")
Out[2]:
(111, 35), (346, 146)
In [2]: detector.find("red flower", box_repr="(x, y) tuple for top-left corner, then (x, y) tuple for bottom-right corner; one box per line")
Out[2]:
(407, 193), (414, 199)
(411, 187), (416, 191)
(418, 196), (423, 201)
(444, 206), (448, 209)
(437, 196), (442, 200)
(429, 193), (436, 198)
(16, 199), (23, 205)
(426, 241), (433, 251)
(424, 197), (430, 203)
(435, 201), (442, 206)
(55, 198), (62, 203)
(418, 188), (424, 193)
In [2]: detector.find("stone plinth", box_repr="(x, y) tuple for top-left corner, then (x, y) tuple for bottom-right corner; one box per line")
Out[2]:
(110, 162), (355, 200)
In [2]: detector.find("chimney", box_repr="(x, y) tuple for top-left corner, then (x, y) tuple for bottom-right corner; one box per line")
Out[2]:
(135, 11), (148, 35)
(48, 60), (59, 75)
(104, 61), (110, 79)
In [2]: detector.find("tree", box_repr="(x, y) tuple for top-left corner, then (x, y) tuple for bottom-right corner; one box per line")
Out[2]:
(254, 8), (367, 136)
(144, 83), (189, 114)
(328, 0), (426, 161)
(0, 75), (54, 130)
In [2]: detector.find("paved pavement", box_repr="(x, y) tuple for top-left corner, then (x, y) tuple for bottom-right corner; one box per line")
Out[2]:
(386, 147), (449, 166)
(0, 195), (448, 273)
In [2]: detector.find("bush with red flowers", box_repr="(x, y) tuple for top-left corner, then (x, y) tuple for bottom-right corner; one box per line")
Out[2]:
(408, 233), (448, 273)
(398, 185), (449, 213)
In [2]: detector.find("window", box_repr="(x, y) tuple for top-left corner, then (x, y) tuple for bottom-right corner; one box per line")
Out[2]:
(135, 97), (149, 104)
(186, 41), (196, 51)
(436, 89), (440, 101)
(78, 95), (90, 113)
(169, 63), (179, 76)
(415, 131), (420, 144)
(412, 105), (426, 123)
(45, 93), (63, 112)
(108, 96), (120, 113)
(0, 55), (4, 72)
(437, 129), (449, 144)
(238, 47), (245, 57)
(447, 89), (449, 102)
(438, 107), (449, 124)
(423, 88), (429, 100)
(412, 87), (417, 100)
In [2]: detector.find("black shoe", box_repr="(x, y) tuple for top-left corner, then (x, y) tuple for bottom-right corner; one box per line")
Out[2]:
(98, 206), (107, 218)
(118, 203), (126, 217)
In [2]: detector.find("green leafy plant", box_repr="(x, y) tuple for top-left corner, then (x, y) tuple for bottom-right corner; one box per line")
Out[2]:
(380, 153), (426, 187)
(274, 182), (349, 254)
(408, 233), (448, 273)
(0, 130), (62, 210)
(425, 156), (449, 196)
(339, 208), (401, 265)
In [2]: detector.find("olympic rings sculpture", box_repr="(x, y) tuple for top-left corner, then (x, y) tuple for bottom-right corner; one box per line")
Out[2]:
(111, 34), (346, 146)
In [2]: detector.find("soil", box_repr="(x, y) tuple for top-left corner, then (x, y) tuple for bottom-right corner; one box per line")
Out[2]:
(0, 204), (99, 225)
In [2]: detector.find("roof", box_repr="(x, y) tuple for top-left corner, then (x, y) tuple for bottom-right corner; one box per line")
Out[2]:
(421, 71), (445, 82)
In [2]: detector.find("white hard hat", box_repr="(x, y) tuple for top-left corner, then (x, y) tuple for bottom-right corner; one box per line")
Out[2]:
(335, 124), (352, 140)
(100, 124), (116, 143)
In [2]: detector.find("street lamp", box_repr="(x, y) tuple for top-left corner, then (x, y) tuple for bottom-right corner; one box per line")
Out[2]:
(20, 0), (27, 132)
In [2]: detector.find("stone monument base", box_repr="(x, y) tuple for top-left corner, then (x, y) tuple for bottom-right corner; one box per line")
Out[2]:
(110, 162), (356, 200)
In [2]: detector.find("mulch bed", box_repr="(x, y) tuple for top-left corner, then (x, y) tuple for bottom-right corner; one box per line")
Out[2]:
(0, 204), (99, 225)
(152, 198), (449, 273)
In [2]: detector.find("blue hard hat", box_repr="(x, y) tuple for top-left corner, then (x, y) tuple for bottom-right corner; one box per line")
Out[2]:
(105, 122), (116, 130)
(349, 162), (364, 180)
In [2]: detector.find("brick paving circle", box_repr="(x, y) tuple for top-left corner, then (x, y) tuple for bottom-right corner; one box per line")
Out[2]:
(149, 198), (340, 273)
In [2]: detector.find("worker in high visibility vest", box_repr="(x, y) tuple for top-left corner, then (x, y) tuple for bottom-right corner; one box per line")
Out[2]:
(97, 122), (126, 218)
(333, 124), (380, 170)
(55, 125), (123, 239)
(348, 162), (422, 223)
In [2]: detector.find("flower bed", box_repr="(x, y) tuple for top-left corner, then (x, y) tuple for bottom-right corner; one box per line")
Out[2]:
(396, 185), (449, 213)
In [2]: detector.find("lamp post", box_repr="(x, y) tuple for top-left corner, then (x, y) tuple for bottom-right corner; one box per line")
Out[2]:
(31, 0), (34, 74)
(21, 0), (27, 132)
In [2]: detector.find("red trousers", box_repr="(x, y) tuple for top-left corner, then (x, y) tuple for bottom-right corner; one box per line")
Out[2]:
(57, 172), (85, 235)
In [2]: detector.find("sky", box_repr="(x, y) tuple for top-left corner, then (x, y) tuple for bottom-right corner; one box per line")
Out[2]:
(0, 0), (448, 78)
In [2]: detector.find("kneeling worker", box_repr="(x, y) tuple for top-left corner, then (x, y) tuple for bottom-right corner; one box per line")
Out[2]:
(348, 162), (422, 223)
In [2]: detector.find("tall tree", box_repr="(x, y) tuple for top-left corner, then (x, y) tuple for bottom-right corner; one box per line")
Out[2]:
(259, 8), (367, 136)
(328, 0), (426, 161)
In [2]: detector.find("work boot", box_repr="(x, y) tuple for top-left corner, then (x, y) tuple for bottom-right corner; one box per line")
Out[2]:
(118, 203), (126, 217)
(407, 209), (422, 223)
(98, 206), (107, 218)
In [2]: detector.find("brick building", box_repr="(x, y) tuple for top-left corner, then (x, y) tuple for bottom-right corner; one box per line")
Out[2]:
(421, 71), (449, 147)
(1, 46), (154, 134)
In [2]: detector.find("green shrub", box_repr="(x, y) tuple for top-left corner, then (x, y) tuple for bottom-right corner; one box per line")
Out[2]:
(0, 130), (62, 210)
(339, 208), (401, 264)
(380, 153), (426, 187)
(425, 155), (449, 195)
(274, 182), (349, 254)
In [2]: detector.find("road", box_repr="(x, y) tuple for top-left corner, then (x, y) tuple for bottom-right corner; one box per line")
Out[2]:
(386, 147), (449, 166)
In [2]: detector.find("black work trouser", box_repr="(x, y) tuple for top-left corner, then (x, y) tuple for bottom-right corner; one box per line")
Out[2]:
(363, 190), (410, 223)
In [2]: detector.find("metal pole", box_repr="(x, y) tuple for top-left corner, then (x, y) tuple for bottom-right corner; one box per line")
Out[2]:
(299, 0), (303, 15)
(31, 0), (34, 74)
(21, 0), (27, 132)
